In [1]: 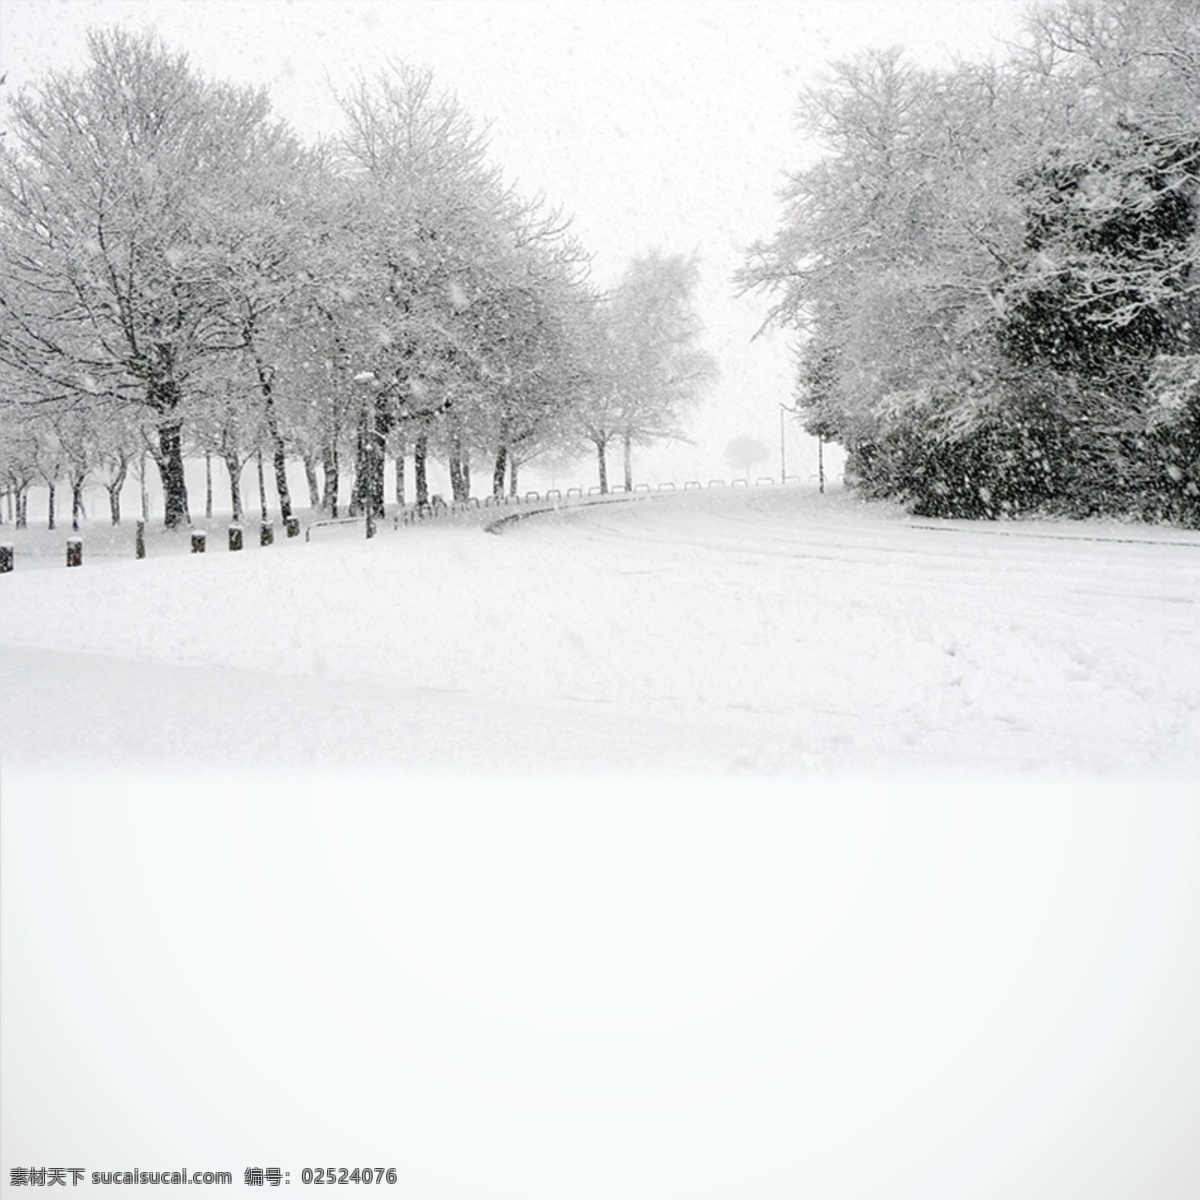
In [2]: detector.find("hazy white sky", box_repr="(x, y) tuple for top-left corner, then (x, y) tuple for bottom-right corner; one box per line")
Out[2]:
(0, 0), (1030, 479)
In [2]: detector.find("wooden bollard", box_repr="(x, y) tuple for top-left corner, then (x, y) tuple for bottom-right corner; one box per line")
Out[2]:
(66, 538), (82, 568)
(0, 544), (13, 574)
(135, 519), (145, 560)
(260, 521), (274, 546)
(285, 516), (300, 538)
(191, 530), (206, 554)
(228, 524), (243, 552)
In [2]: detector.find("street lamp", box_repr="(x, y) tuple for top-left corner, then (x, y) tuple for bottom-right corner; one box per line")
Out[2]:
(779, 403), (787, 485)
(779, 401), (800, 486)
(780, 401), (824, 493)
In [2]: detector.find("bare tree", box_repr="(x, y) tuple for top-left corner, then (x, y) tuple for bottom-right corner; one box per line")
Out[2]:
(608, 250), (718, 491)
(0, 29), (276, 527)
(725, 435), (770, 479)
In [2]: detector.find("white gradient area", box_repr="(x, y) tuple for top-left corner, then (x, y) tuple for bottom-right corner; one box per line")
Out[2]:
(3, 482), (1200, 1194)
(3, 777), (1199, 1198)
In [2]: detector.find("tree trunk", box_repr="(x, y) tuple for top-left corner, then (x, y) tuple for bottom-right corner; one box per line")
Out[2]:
(16, 483), (29, 529)
(348, 426), (365, 517)
(256, 449), (268, 521)
(108, 479), (123, 525)
(155, 420), (190, 528)
(368, 408), (385, 518)
(596, 440), (608, 495)
(447, 429), (468, 502)
(414, 431), (429, 506)
(303, 453), (320, 508)
(106, 458), (128, 525)
(623, 434), (633, 493)
(270, 424), (291, 520)
(348, 400), (386, 518)
(205, 451), (213, 519)
(394, 445), (406, 507)
(492, 444), (507, 499)
(138, 453), (149, 522)
(71, 474), (86, 532)
(223, 453), (244, 521)
(245, 339), (295, 523)
(321, 447), (339, 517)
(509, 455), (519, 498)
(46, 481), (56, 530)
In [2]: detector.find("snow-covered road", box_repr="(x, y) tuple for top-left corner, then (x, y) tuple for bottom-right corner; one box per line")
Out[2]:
(2, 485), (1198, 773)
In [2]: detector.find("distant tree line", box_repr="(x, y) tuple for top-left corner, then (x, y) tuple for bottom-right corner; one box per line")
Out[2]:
(0, 30), (716, 529)
(741, 0), (1200, 525)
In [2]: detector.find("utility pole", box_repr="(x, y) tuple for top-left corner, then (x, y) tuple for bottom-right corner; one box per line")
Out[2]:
(780, 402), (801, 485)
(779, 404), (786, 484)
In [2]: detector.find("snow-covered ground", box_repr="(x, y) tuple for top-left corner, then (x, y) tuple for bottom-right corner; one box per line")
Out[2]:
(2, 484), (1199, 773)
(3, 487), (1199, 1199)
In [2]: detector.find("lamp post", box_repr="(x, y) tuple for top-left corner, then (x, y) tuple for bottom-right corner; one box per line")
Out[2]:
(779, 404), (786, 485)
(780, 401), (800, 485)
(781, 402), (825, 493)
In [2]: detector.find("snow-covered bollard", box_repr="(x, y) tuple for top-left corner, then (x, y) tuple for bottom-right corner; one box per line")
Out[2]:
(228, 524), (243, 552)
(0, 544), (12, 574)
(191, 531), (206, 554)
(135, 520), (145, 560)
(260, 521), (274, 547)
(285, 516), (300, 538)
(66, 538), (82, 568)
